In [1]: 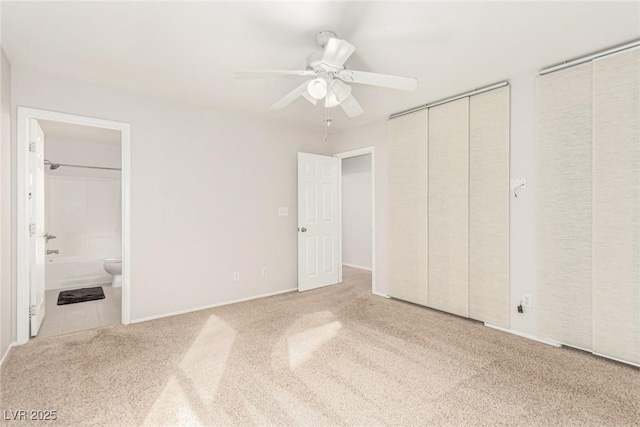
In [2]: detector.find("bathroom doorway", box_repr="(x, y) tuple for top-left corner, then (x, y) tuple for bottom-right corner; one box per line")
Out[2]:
(16, 108), (131, 344)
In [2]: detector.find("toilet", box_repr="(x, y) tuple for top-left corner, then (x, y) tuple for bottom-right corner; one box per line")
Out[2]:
(103, 258), (122, 287)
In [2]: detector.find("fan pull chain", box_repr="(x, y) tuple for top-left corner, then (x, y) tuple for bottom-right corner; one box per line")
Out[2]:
(324, 107), (332, 142)
(324, 107), (328, 142)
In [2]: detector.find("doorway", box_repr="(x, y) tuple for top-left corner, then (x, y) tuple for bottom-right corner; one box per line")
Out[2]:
(16, 108), (131, 344)
(335, 147), (376, 293)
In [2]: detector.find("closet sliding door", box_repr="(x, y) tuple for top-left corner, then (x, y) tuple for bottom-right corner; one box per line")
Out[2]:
(428, 98), (469, 317)
(387, 85), (510, 321)
(387, 111), (428, 305)
(592, 49), (640, 364)
(536, 63), (593, 350)
(469, 87), (510, 327)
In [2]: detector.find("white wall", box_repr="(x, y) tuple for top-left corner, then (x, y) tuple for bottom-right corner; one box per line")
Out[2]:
(329, 73), (539, 336)
(12, 67), (330, 321)
(1, 45), (13, 360)
(46, 174), (121, 260)
(341, 154), (372, 270)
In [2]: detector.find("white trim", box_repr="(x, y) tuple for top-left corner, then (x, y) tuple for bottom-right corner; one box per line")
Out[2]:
(0, 342), (16, 367)
(334, 146), (376, 294)
(16, 107), (131, 345)
(372, 291), (390, 299)
(334, 147), (375, 159)
(484, 323), (562, 347)
(131, 287), (297, 324)
(342, 263), (372, 271)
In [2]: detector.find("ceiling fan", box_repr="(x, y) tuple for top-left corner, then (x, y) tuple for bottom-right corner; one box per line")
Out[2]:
(237, 31), (418, 118)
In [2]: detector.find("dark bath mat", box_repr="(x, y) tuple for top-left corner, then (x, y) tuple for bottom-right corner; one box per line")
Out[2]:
(57, 286), (105, 305)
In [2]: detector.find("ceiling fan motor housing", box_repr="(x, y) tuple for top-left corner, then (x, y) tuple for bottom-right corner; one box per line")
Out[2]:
(306, 50), (325, 70)
(315, 31), (337, 48)
(307, 31), (345, 72)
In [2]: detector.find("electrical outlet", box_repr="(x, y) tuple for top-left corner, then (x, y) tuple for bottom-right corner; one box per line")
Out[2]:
(278, 207), (289, 216)
(522, 294), (532, 308)
(233, 272), (240, 282)
(261, 267), (268, 277)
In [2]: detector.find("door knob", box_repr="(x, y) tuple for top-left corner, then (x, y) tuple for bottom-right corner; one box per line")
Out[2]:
(299, 227), (307, 232)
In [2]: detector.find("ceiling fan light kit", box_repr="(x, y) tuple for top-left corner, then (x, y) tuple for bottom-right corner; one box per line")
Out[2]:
(237, 31), (419, 119)
(307, 78), (328, 100)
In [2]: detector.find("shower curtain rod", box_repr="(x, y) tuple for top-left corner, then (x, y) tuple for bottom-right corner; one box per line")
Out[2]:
(45, 160), (121, 171)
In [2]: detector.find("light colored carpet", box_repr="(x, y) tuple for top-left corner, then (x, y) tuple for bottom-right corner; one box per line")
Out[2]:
(1, 267), (638, 426)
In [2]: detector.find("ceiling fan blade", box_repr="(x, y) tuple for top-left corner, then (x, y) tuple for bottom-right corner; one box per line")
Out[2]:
(340, 94), (364, 117)
(270, 81), (311, 110)
(321, 38), (356, 69)
(338, 70), (418, 91)
(236, 70), (317, 78)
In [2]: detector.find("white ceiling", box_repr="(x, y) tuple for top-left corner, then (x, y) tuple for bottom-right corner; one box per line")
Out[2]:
(3, 1), (639, 132)
(39, 120), (122, 146)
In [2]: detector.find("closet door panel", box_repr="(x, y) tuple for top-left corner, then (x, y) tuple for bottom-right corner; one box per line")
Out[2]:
(387, 111), (428, 305)
(469, 86), (510, 327)
(428, 98), (469, 317)
(593, 49), (640, 364)
(536, 63), (593, 350)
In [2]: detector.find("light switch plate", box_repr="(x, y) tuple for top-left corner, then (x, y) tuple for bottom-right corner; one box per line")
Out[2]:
(278, 207), (289, 216)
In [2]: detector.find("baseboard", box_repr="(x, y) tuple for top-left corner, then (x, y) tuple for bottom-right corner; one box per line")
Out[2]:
(0, 342), (16, 367)
(372, 291), (390, 298)
(484, 323), (562, 347)
(131, 287), (298, 324)
(342, 263), (372, 271)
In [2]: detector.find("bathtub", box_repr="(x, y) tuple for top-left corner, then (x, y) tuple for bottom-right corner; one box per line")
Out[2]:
(45, 256), (114, 290)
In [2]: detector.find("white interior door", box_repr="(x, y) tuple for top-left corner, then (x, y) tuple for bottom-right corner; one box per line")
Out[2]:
(29, 119), (46, 336)
(298, 152), (339, 291)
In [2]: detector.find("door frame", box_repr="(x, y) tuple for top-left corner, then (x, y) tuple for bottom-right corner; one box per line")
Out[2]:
(334, 146), (377, 294)
(16, 107), (132, 344)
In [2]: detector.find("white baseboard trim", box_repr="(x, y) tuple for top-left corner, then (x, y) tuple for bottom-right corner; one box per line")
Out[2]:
(342, 263), (372, 271)
(131, 287), (298, 324)
(372, 291), (390, 298)
(0, 342), (16, 367)
(484, 323), (562, 347)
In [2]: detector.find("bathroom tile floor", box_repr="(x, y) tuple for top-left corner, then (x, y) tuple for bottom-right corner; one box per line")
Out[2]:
(36, 285), (121, 338)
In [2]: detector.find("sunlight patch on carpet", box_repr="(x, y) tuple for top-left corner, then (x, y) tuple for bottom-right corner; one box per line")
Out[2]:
(287, 320), (342, 369)
(143, 315), (236, 425)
